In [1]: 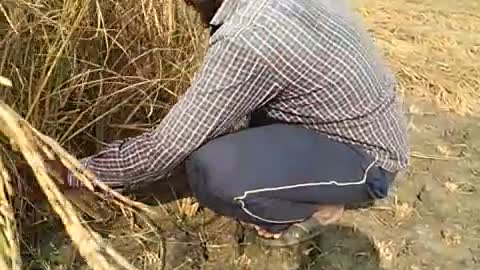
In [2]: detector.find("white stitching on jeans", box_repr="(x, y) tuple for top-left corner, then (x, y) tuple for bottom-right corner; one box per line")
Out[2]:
(233, 160), (377, 224)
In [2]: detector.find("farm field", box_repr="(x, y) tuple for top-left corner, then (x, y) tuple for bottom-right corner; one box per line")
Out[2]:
(0, 0), (479, 269)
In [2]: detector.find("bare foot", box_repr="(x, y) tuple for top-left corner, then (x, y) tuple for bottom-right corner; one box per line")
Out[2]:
(247, 205), (344, 239)
(312, 205), (345, 225)
(253, 225), (282, 239)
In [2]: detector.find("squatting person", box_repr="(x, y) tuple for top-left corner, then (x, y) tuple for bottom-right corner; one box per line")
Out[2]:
(20, 0), (409, 247)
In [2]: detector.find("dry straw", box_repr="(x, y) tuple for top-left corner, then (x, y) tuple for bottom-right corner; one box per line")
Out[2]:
(0, 77), (20, 270)
(0, 97), (140, 269)
(354, 0), (480, 115)
(0, 0), (205, 268)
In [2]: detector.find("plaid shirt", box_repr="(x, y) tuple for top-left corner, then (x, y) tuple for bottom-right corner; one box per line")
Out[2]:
(68, 0), (409, 190)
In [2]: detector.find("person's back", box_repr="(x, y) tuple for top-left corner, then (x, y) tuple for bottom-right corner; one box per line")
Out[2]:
(212, 0), (409, 172)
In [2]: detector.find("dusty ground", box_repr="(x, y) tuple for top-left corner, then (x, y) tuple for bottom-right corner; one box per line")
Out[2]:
(177, 96), (480, 270)
(21, 97), (480, 270)
(146, 96), (480, 270)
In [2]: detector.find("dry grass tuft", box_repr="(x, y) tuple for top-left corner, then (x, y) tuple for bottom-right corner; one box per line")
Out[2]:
(1, 0), (206, 156)
(234, 254), (252, 269)
(0, 141), (21, 270)
(443, 180), (476, 194)
(392, 200), (414, 221)
(440, 228), (462, 246)
(373, 238), (395, 268)
(0, 100), (142, 269)
(354, 0), (480, 115)
(1, 0), (206, 268)
(177, 197), (200, 218)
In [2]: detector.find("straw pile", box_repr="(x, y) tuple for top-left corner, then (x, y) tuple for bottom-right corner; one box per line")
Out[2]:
(1, 0), (206, 269)
(1, 0), (206, 156)
(0, 96), (155, 269)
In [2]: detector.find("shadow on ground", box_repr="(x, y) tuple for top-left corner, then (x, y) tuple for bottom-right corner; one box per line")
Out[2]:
(22, 164), (385, 270)
(116, 170), (384, 270)
(31, 96), (480, 270)
(306, 225), (382, 270)
(222, 224), (382, 270)
(129, 165), (193, 204)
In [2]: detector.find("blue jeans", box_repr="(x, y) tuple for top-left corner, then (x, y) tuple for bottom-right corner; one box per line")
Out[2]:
(185, 124), (395, 233)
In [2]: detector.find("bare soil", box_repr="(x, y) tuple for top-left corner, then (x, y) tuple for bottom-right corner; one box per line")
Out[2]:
(21, 96), (480, 270)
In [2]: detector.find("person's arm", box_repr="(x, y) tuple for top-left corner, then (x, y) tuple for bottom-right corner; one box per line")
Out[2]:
(67, 38), (279, 190)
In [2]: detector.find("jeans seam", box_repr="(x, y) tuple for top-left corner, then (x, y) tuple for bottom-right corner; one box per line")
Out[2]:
(233, 160), (377, 224)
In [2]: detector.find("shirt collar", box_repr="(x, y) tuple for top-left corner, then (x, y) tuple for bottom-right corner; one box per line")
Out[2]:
(209, 0), (240, 27)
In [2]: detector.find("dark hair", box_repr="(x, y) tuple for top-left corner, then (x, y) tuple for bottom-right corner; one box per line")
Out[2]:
(185, 0), (222, 25)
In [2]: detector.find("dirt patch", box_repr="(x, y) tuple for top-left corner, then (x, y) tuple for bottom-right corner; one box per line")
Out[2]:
(339, 96), (480, 270)
(21, 97), (480, 270)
